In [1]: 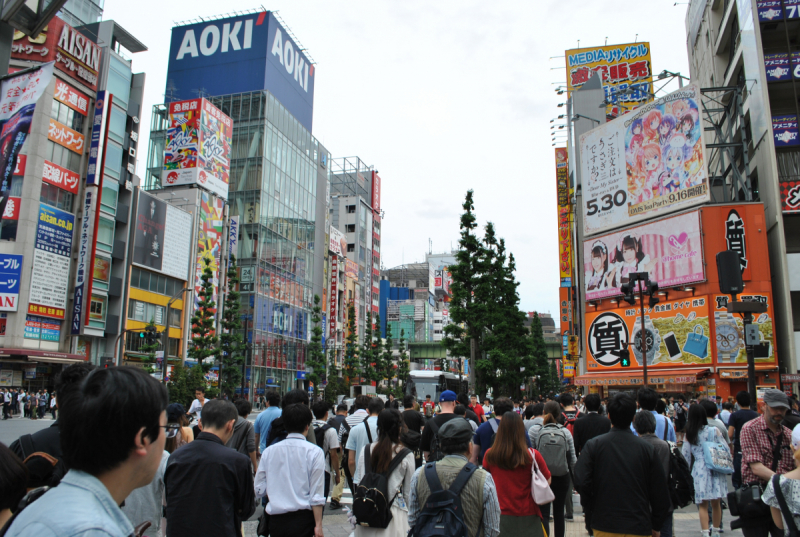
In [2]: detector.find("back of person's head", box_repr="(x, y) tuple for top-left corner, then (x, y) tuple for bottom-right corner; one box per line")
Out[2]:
(633, 410), (657, 435)
(281, 388), (309, 409)
(655, 399), (667, 415)
(59, 366), (168, 476)
(457, 393), (470, 407)
(531, 402), (544, 417)
(201, 400), (238, 430)
(542, 401), (562, 425)
(560, 393), (574, 407)
(493, 397), (513, 417)
(736, 390), (751, 408)
(637, 387), (659, 411)
(355, 394), (371, 410)
(607, 393), (637, 429)
(403, 394), (415, 408)
(283, 403), (313, 434)
(266, 391), (281, 407)
(584, 394), (601, 412)
(368, 397), (385, 415)
(524, 404), (536, 419)
(700, 399), (718, 418)
(336, 403), (348, 414)
(234, 399), (251, 418)
(679, 395), (686, 402)
(685, 403), (710, 445)
(312, 401), (329, 420)
(371, 409), (403, 473)
(454, 404), (466, 416)
(54, 362), (95, 404)
(484, 410), (530, 470)
(0, 442), (27, 513)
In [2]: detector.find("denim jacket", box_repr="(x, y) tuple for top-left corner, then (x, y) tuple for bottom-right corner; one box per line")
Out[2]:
(6, 469), (134, 536)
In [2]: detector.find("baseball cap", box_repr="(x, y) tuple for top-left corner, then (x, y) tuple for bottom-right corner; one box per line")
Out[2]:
(438, 418), (473, 443)
(440, 390), (457, 402)
(763, 389), (791, 410)
(167, 403), (186, 423)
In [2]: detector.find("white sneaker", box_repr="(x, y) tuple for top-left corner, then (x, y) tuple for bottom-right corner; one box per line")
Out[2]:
(701, 530), (710, 537)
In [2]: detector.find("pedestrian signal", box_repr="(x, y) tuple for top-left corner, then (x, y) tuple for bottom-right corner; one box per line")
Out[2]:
(619, 343), (631, 367)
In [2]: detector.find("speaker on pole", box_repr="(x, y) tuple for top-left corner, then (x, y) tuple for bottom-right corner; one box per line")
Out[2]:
(717, 250), (744, 295)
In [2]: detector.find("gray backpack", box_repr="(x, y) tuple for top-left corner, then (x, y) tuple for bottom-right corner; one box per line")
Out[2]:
(538, 423), (570, 476)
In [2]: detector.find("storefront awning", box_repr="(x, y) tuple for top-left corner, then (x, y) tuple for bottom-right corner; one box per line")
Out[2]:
(0, 348), (86, 364)
(718, 365), (778, 379)
(575, 368), (710, 387)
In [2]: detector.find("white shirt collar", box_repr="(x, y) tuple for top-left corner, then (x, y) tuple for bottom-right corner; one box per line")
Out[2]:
(287, 433), (306, 440)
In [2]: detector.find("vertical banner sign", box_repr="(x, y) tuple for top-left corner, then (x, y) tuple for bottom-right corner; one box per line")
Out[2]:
(29, 204), (74, 320)
(329, 256), (338, 339)
(71, 191), (93, 334)
(556, 148), (572, 287)
(229, 215), (239, 261)
(0, 62), (55, 217)
(195, 192), (224, 313)
(86, 91), (108, 186)
(0, 254), (23, 311)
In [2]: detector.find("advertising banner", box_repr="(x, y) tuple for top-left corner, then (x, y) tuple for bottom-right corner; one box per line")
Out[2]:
(132, 189), (193, 281)
(11, 17), (100, 90)
(0, 254), (22, 311)
(556, 148), (573, 286)
(163, 98), (232, 200)
(329, 256), (338, 338)
(1, 197), (20, 220)
(345, 259), (358, 281)
(85, 91), (109, 186)
(71, 190), (93, 334)
(583, 210), (704, 300)
(565, 42), (653, 117)
(585, 295), (712, 371)
(559, 287), (572, 334)
(24, 315), (60, 341)
(780, 181), (800, 213)
(765, 53), (791, 81)
(29, 204), (74, 319)
(329, 225), (345, 256)
(48, 118), (85, 154)
(757, 0), (800, 20)
(229, 215), (239, 260)
(54, 78), (89, 116)
(43, 160), (80, 194)
(773, 115), (800, 147)
(580, 83), (710, 235)
(195, 192), (224, 311)
(372, 171), (381, 213)
(712, 293), (777, 365)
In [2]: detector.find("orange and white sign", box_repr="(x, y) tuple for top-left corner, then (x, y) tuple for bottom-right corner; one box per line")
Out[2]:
(48, 118), (84, 154)
(42, 160), (79, 194)
(54, 79), (89, 116)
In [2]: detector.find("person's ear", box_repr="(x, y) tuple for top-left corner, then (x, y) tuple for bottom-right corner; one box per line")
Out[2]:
(133, 426), (149, 456)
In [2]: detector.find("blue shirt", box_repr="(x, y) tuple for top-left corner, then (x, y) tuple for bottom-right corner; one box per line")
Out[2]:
(473, 418), (532, 464)
(630, 411), (676, 442)
(254, 406), (282, 453)
(6, 469), (134, 536)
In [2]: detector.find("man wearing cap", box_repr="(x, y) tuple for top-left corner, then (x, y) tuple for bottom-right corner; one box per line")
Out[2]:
(738, 389), (795, 537)
(408, 418), (501, 537)
(420, 390), (461, 461)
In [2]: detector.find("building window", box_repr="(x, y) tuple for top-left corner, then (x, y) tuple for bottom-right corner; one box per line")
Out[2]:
(40, 182), (74, 212)
(96, 218), (114, 252)
(168, 337), (182, 358)
(346, 205), (356, 214)
(347, 243), (355, 252)
(127, 299), (166, 326)
(170, 307), (181, 328)
(46, 140), (81, 173)
(346, 224), (355, 233)
(51, 99), (84, 133)
(101, 184), (118, 212)
(89, 295), (106, 327)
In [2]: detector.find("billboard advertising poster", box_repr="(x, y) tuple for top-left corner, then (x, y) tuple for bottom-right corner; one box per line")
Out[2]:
(229, 215), (239, 260)
(165, 12), (315, 131)
(24, 315), (60, 341)
(580, 83), (710, 236)
(585, 295), (712, 370)
(71, 190), (93, 334)
(132, 190), (193, 281)
(164, 98), (232, 200)
(29, 204), (74, 319)
(765, 53), (791, 81)
(1, 197), (20, 220)
(345, 259), (358, 281)
(195, 192), (224, 311)
(713, 293), (777, 365)
(565, 43), (653, 117)
(372, 172), (381, 214)
(556, 148), (573, 286)
(773, 115), (800, 147)
(758, 0), (782, 20)
(780, 181), (800, 213)
(559, 287), (571, 329)
(583, 210), (704, 301)
(0, 254), (22, 311)
(329, 225), (345, 256)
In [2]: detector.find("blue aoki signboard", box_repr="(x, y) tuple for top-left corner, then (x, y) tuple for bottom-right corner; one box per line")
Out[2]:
(0, 254), (22, 311)
(165, 11), (316, 131)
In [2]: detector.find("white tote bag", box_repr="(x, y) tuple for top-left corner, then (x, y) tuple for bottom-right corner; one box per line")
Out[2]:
(530, 448), (555, 504)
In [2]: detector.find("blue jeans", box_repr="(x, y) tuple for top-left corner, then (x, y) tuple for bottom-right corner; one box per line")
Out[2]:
(661, 513), (673, 537)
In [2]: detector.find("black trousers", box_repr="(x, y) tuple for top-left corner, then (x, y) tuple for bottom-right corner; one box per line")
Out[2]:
(540, 473), (571, 537)
(741, 519), (783, 537)
(270, 510), (315, 537)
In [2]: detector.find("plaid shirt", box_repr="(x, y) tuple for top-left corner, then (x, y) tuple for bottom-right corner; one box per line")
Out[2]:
(739, 415), (793, 485)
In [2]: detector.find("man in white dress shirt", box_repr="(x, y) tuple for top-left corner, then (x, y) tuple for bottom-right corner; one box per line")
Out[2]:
(255, 403), (325, 537)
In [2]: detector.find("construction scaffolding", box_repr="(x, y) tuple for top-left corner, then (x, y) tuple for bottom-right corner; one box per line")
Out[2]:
(330, 156), (373, 201)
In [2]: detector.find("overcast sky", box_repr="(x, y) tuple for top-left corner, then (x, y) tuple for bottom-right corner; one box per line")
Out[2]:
(104, 0), (691, 321)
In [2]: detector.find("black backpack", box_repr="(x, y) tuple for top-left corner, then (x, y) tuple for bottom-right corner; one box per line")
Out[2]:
(409, 462), (476, 537)
(427, 420), (445, 462)
(314, 423), (332, 450)
(341, 417), (368, 470)
(667, 441), (694, 508)
(266, 418), (289, 447)
(352, 445), (411, 528)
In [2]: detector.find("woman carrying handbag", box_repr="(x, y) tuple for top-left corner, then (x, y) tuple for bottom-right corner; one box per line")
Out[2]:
(762, 424), (800, 537)
(482, 411), (552, 537)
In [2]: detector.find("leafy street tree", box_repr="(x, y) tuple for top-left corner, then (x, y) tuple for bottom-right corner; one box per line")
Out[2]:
(306, 294), (326, 399)
(140, 319), (160, 375)
(396, 328), (410, 396)
(343, 302), (360, 387)
(360, 311), (377, 385)
(219, 255), (246, 399)
(189, 257), (219, 374)
(528, 312), (553, 396)
(167, 363), (209, 408)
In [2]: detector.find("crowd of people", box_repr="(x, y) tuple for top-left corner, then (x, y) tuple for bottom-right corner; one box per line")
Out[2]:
(2, 366), (800, 537)
(1, 388), (56, 420)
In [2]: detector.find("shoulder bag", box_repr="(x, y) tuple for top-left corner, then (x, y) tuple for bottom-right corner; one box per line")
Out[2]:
(772, 474), (800, 537)
(702, 427), (734, 475)
(529, 448), (555, 504)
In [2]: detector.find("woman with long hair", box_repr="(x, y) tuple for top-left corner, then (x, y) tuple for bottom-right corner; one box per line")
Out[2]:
(354, 408), (416, 537)
(482, 411), (551, 537)
(682, 404), (728, 537)
(535, 401), (577, 537)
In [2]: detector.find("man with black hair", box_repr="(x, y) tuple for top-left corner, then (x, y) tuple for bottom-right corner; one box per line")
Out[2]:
(264, 389), (317, 447)
(226, 399), (257, 473)
(256, 403), (325, 537)
(457, 392), (480, 423)
(347, 397), (384, 483)
(338, 394), (371, 495)
(165, 399), (255, 537)
(6, 367), (169, 537)
(402, 394), (425, 433)
(188, 386), (207, 422)
(574, 393), (669, 537)
(572, 394), (611, 456)
(255, 390), (282, 454)
(470, 393), (486, 423)
(327, 402), (349, 509)
(471, 396), (533, 465)
(311, 401), (340, 502)
(633, 388), (676, 442)
(727, 390), (759, 489)
(454, 404), (478, 431)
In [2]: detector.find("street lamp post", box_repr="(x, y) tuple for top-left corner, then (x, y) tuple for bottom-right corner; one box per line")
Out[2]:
(621, 272), (659, 388)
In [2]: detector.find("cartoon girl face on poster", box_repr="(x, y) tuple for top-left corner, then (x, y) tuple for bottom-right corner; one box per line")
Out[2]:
(586, 240), (612, 291)
(607, 234), (659, 287)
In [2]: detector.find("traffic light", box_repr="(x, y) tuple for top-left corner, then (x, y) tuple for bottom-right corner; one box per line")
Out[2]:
(100, 357), (114, 368)
(620, 281), (636, 305)
(619, 343), (631, 367)
(139, 325), (160, 346)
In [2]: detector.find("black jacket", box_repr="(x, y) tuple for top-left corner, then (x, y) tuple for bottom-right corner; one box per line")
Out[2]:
(165, 432), (256, 537)
(574, 428), (669, 536)
(573, 412), (612, 456)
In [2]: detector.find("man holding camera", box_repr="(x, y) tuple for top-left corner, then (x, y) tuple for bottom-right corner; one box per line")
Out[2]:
(737, 389), (794, 537)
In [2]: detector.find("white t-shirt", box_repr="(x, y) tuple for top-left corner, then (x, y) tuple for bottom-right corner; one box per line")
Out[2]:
(188, 398), (205, 421)
(312, 420), (340, 474)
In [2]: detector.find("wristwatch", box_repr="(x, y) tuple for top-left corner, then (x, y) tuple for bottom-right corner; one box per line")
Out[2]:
(632, 316), (660, 366)
(715, 311), (743, 363)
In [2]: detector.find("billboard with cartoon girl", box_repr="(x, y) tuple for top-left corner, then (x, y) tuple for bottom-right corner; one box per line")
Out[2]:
(580, 83), (710, 235)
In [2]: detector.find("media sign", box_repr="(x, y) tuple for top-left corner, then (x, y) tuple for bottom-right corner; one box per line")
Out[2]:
(165, 11), (315, 131)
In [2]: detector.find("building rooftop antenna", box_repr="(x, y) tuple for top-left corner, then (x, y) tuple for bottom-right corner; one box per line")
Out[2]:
(272, 10), (317, 65)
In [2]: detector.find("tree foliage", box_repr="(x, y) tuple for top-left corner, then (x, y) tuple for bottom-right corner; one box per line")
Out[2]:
(307, 294), (326, 399)
(529, 312), (557, 397)
(219, 255), (245, 399)
(397, 328), (410, 396)
(360, 311), (378, 385)
(343, 302), (360, 387)
(189, 257), (219, 373)
(140, 318), (160, 375)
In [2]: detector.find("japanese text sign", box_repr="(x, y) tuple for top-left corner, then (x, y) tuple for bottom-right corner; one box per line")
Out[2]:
(329, 225), (345, 256)
(0, 254), (23, 311)
(29, 204), (74, 319)
(48, 118), (84, 154)
(556, 148), (573, 286)
(43, 160), (79, 194)
(773, 115), (800, 147)
(85, 91), (109, 186)
(54, 79), (89, 115)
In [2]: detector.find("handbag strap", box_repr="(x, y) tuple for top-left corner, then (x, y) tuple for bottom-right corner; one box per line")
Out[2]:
(769, 432), (783, 473)
(772, 474), (800, 537)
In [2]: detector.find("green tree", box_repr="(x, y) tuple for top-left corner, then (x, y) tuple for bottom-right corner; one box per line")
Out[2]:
(140, 319), (160, 375)
(360, 311), (377, 385)
(396, 328), (410, 396)
(306, 294), (326, 399)
(528, 312), (551, 396)
(166, 363), (193, 408)
(189, 257), (219, 374)
(219, 255), (246, 399)
(343, 302), (360, 387)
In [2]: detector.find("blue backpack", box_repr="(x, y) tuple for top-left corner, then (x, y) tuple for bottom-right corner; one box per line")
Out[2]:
(409, 462), (476, 537)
